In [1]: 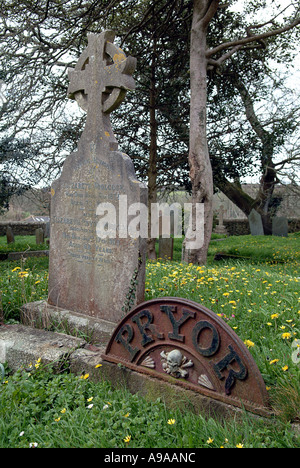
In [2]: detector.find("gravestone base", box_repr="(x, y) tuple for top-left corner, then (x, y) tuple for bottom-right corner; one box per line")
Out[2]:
(213, 225), (228, 236)
(21, 300), (116, 347)
(70, 350), (273, 420)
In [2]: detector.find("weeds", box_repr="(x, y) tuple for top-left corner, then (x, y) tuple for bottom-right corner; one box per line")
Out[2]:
(0, 363), (298, 448)
(0, 234), (299, 447)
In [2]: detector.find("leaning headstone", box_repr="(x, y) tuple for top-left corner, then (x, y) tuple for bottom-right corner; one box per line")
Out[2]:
(6, 226), (14, 244)
(35, 228), (44, 245)
(248, 209), (264, 236)
(158, 237), (174, 260)
(103, 297), (271, 418)
(272, 216), (288, 237)
(48, 31), (147, 324)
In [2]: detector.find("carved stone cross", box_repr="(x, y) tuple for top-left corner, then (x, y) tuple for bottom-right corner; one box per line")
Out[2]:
(218, 205), (224, 227)
(67, 30), (136, 150)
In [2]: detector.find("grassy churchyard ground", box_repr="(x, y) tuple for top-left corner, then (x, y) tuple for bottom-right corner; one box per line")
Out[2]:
(0, 233), (299, 448)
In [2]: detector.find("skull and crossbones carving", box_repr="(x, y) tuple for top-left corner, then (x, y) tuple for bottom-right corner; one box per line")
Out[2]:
(160, 349), (193, 379)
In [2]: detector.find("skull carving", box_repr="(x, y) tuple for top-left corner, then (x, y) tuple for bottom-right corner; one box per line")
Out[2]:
(160, 349), (193, 379)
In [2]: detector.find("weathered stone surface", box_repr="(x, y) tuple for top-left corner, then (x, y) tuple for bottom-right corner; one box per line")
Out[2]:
(213, 205), (228, 236)
(158, 237), (174, 260)
(6, 226), (14, 244)
(35, 227), (45, 244)
(0, 324), (86, 371)
(248, 209), (264, 236)
(21, 300), (116, 346)
(272, 216), (288, 237)
(48, 31), (147, 323)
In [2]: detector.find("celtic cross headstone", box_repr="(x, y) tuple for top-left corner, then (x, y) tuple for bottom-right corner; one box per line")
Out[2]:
(67, 31), (136, 151)
(48, 31), (147, 324)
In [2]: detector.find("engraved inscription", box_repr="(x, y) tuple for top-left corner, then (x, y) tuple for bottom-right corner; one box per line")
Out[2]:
(51, 162), (126, 267)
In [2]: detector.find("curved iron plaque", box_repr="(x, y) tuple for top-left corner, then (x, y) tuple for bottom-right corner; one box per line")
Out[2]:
(102, 297), (271, 416)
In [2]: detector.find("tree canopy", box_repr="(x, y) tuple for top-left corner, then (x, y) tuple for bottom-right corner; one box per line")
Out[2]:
(0, 0), (299, 231)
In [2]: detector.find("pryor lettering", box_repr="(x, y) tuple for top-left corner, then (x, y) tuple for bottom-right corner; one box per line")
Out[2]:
(115, 305), (248, 395)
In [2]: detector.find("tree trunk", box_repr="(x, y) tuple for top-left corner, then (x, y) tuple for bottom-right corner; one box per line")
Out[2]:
(182, 0), (218, 264)
(215, 175), (255, 216)
(147, 39), (158, 260)
(216, 173), (278, 235)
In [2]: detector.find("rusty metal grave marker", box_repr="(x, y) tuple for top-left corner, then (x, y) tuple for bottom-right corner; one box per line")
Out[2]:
(102, 297), (271, 417)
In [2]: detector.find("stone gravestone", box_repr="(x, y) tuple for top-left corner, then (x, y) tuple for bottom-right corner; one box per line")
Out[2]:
(213, 205), (228, 236)
(35, 228), (44, 245)
(44, 221), (50, 239)
(158, 211), (174, 260)
(272, 216), (288, 237)
(158, 237), (174, 260)
(48, 31), (147, 324)
(248, 209), (264, 236)
(6, 226), (14, 244)
(102, 297), (271, 417)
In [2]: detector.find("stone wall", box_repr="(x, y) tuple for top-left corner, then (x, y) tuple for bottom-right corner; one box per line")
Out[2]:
(223, 218), (300, 236)
(223, 219), (250, 236)
(0, 222), (46, 237)
(1, 218), (299, 239)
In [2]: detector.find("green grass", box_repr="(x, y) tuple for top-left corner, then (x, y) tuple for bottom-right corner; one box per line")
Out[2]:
(0, 233), (299, 447)
(0, 235), (49, 253)
(0, 362), (298, 448)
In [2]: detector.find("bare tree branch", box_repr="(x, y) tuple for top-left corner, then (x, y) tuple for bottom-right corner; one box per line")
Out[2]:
(206, 16), (300, 59)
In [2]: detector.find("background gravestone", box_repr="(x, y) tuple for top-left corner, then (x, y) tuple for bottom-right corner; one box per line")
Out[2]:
(6, 226), (14, 244)
(158, 237), (174, 260)
(213, 205), (228, 236)
(48, 31), (147, 324)
(272, 216), (288, 237)
(44, 221), (50, 239)
(35, 228), (44, 245)
(248, 209), (264, 236)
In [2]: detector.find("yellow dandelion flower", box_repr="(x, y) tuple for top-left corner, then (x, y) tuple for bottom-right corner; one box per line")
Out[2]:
(124, 435), (131, 443)
(18, 271), (29, 278)
(271, 313), (279, 319)
(244, 339), (255, 348)
(80, 373), (89, 379)
(167, 418), (176, 425)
